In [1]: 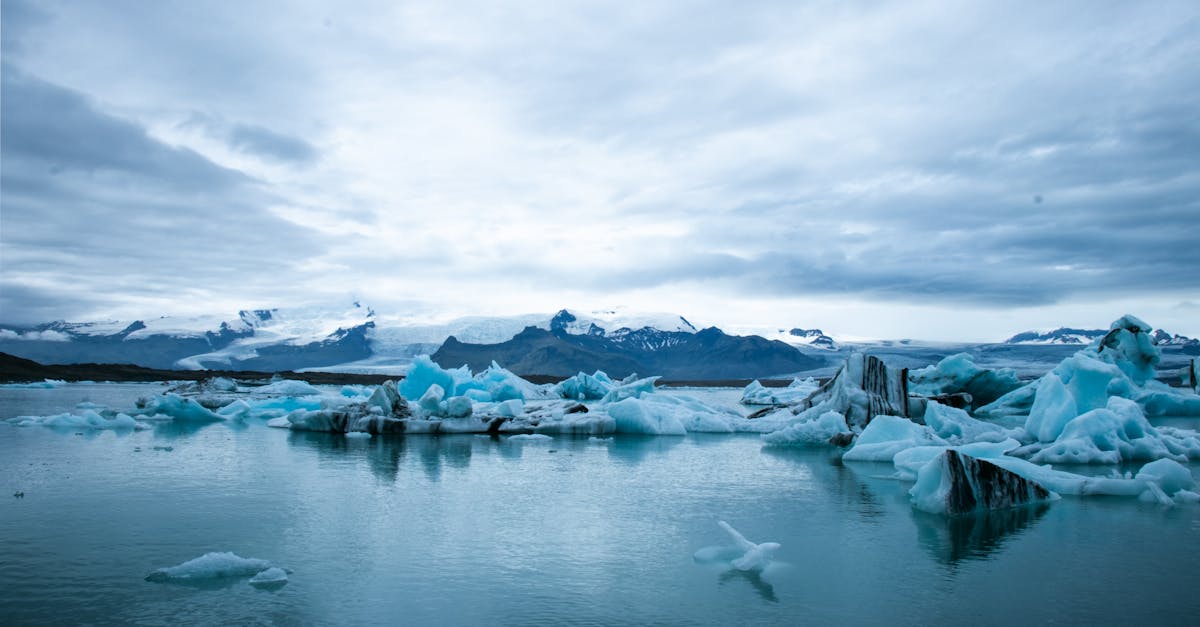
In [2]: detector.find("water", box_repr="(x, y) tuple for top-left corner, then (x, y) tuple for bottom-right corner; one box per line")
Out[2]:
(2, 386), (1199, 626)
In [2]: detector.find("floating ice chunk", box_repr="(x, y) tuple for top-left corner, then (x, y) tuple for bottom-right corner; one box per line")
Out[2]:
(344, 431), (372, 439)
(8, 410), (143, 430)
(910, 449), (1057, 515)
(443, 396), (473, 418)
(1023, 373), (1077, 443)
(923, 402), (1009, 444)
(1174, 490), (1200, 504)
(145, 552), (274, 583)
(365, 380), (407, 416)
(760, 411), (849, 447)
(741, 378), (819, 406)
(248, 567), (288, 586)
(250, 379), (322, 396)
(554, 371), (615, 400)
(508, 433), (553, 443)
(496, 399), (524, 417)
(1023, 397), (1198, 465)
(892, 439), (1021, 480)
(2, 378), (67, 389)
(717, 521), (780, 572)
(400, 355), (457, 400)
(1100, 314), (1160, 384)
(1135, 458), (1196, 495)
(602, 393), (739, 435)
(606, 397), (686, 435)
(139, 393), (225, 422)
(843, 415), (946, 462)
(599, 376), (661, 403)
(418, 384), (445, 413)
(909, 354), (1021, 408)
(216, 400), (253, 420)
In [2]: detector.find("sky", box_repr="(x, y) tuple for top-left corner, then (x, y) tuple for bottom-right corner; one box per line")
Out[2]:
(1, 0), (1198, 342)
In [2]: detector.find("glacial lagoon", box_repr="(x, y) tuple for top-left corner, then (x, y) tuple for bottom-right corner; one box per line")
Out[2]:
(2, 384), (1199, 626)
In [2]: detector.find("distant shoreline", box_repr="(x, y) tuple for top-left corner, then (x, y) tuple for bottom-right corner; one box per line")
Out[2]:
(0, 352), (799, 388)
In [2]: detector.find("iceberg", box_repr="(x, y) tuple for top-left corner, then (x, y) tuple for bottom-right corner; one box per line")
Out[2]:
(553, 371), (616, 400)
(1, 378), (67, 389)
(249, 379), (322, 396)
(908, 353), (1022, 409)
(760, 410), (851, 447)
(910, 449), (1057, 515)
(842, 415), (946, 462)
(740, 378), (820, 406)
(8, 409), (143, 430)
(716, 521), (780, 572)
(248, 567), (289, 586)
(137, 393), (225, 422)
(145, 552), (277, 583)
(922, 401), (1010, 444)
(979, 314), (1200, 423)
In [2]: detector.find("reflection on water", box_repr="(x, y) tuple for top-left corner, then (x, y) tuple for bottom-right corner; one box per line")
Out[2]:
(719, 568), (779, 603)
(912, 503), (1051, 566)
(764, 448), (896, 521)
(2, 404), (1199, 625)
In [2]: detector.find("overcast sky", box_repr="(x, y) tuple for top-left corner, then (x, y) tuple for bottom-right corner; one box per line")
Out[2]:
(2, 0), (1197, 341)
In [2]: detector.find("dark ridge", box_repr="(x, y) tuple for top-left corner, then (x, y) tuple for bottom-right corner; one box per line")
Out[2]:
(0, 352), (394, 385)
(1, 353), (784, 388)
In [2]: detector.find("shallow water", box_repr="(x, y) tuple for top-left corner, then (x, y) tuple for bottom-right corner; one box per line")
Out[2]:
(2, 386), (1199, 626)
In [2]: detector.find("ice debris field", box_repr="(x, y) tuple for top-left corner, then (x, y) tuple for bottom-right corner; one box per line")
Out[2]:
(7, 315), (1200, 518)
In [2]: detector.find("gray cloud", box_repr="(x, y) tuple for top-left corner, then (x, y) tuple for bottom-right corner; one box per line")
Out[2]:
(0, 1), (1197, 338)
(0, 66), (325, 323)
(228, 124), (319, 164)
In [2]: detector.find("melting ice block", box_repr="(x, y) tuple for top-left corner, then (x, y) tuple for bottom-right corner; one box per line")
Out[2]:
(717, 521), (780, 572)
(145, 552), (275, 582)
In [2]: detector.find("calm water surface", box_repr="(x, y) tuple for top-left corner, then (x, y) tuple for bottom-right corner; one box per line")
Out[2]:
(2, 385), (1199, 626)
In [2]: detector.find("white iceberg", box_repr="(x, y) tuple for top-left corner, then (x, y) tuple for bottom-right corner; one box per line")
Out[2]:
(740, 377), (819, 406)
(717, 521), (780, 572)
(8, 409), (144, 430)
(145, 552), (277, 583)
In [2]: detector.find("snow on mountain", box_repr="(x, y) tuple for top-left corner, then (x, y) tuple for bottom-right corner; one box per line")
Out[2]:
(1003, 328), (1108, 345)
(750, 327), (839, 350)
(549, 307), (698, 336)
(1005, 326), (1195, 346)
(174, 304), (376, 369)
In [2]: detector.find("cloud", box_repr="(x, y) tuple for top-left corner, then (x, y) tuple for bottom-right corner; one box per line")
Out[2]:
(0, 66), (326, 322)
(228, 124), (319, 164)
(0, 1), (1197, 338)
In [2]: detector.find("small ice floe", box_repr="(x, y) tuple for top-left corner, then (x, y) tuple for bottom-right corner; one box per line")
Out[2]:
(507, 433), (553, 443)
(145, 552), (286, 588)
(717, 521), (780, 572)
(248, 567), (289, 587)
(694, 521), (781, 572)
(694, 521), (782, 602)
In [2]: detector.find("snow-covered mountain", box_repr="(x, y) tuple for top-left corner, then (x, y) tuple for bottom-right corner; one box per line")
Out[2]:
(0, 303), (377, 371)
(1004, 326), (1195, 347)
(781, 328), (838, 350)
(0, 305), (709, 374)
(1003, 327), (1108, 345)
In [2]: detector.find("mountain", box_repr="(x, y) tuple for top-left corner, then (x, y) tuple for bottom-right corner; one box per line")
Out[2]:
(1003, 327), (1109, 345)
(431, 321), (824, 379)
(1004, 326), (1197, 352)
(784, 328), (837, 350)
(0, 304), (375, 371)
(0, 305), (722, 375)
